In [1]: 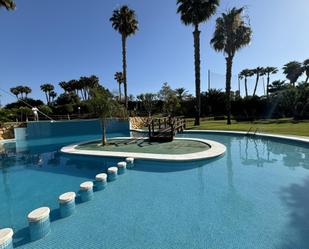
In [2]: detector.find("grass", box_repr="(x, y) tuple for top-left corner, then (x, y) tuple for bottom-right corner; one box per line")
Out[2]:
(185, 118), (309, 137)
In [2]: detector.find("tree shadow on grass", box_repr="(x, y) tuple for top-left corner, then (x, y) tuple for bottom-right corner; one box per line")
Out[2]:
(279, 176), (309, 249)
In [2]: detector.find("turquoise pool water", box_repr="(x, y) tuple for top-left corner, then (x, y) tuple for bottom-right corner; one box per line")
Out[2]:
(1, 132), (309, 248)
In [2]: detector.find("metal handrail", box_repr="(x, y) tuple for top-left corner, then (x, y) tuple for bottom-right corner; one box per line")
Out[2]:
(246, 127), (253, 135)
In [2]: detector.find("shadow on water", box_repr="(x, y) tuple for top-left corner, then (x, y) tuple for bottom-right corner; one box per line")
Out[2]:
(279, 176), (309, 249)
(131, 156), (223, 173)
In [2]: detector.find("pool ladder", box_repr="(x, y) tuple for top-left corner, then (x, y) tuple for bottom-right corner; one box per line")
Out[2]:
(246, 127), (260, 136)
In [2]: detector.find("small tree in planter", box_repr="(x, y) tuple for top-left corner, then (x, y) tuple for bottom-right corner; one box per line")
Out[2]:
(88, 87), (127, 146)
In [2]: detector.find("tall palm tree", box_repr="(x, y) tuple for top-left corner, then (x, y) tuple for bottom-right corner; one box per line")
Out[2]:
(16, 86), (24, 99)
(40, 83), (54, 104)
(283, 61), (303, 87)
(0, 0), (15, 10)
(110, 5), (138, 109)
(10, 87), (19, 99)
(252, 67), (265, 96)
(303, 59), (309, 83)
(177, 0), (219, 126)
(239, 69), (254, 97)
(23, 86), (32, 98)
(49, 91), (57, 102)
(59, 81), (69, 93)
(114, 72), (123, 102)
(264, 67), (278, 97)
(211, 7), (252, 125)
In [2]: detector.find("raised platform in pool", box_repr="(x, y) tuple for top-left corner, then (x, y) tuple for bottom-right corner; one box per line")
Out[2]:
(61, 137), (226, 161)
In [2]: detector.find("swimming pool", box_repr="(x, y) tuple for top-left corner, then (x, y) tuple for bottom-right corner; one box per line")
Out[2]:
(1, 131), (309, 248)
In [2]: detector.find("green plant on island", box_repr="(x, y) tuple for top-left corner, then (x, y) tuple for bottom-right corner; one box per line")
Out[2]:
(87, 87), (127, 146)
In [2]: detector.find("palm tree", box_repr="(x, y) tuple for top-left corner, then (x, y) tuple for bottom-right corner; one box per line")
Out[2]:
(10, 87), (19, 99)
(264, 67), (278, 97)
(211, 7), (252, 125)
(23, 86), (32, 98)
(49, 91), (57, 102)
(110, 5), (138, 109)
(0, 0), (15, 10)
(303, 59), (309, 83)
(283, 61), (303, 87)
(239, 69), (254, 97)
(59, 81), (69, 93)
(177, 0), (219, 126)
(175, 87), (189, 101)
(16, 86), (24, 99)
(114, 72), (123, 102)
(40, 83), (54, 104)
(252, 67), (265, 96)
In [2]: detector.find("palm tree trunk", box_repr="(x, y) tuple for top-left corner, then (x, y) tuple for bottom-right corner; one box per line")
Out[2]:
(193, 25), (201, 126)
(244, 77), (248, 97)
(122, 33), (128, 109)
(266, 74), (270, 97)
(119, 83), (122, 101)
(226, 56), (233, 125)
(45, 92), (49, 104)
(100, 119), (107, 146)
(253, 74), (259, 96)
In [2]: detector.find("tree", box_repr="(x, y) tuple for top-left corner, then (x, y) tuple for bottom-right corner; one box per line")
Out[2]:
(159, 82), (173, 101)
(16, 86), (25, 99)
(268, 80), (287, 95)
(114, 72), (124, 101)
(175, 87), (189, 101)
(0, 0), (15, 10)
(252, 67), (265, 96)
(59, 81), (70, 93)
(303, 59), (309, 83)
(10, 87), (19, 99)
(87, 87), (126, 146)
(264, 67), (278, 97)
(158, 83), (180, 116)
(23, 86), (32, 98)
(163, 92), (181, 116)
(177, 0), (219, 126)
(137, 93), (157, 117)
(49, 91), (57, 102)
(239, 69), (254, 97)
(40, 83), (54, 104)
(283, 61), (303, 87)
(110, 5), (138, 109)
(211, 7), (252, 124)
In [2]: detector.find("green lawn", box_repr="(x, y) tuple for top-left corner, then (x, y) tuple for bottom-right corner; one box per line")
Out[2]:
(185, 118), (309, 137)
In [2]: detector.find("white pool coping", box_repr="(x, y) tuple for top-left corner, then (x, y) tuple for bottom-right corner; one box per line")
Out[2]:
(183, 130), (309, 144)
(61, 137), (226, 161)
(130, 129), (309, 144)
(0, 139), (15, 144)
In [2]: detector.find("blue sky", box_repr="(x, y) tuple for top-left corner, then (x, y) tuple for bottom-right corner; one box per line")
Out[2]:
(0, 0), (308, 105)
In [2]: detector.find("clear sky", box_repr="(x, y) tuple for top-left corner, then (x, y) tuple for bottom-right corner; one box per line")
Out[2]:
(0, 0), (308, 105)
